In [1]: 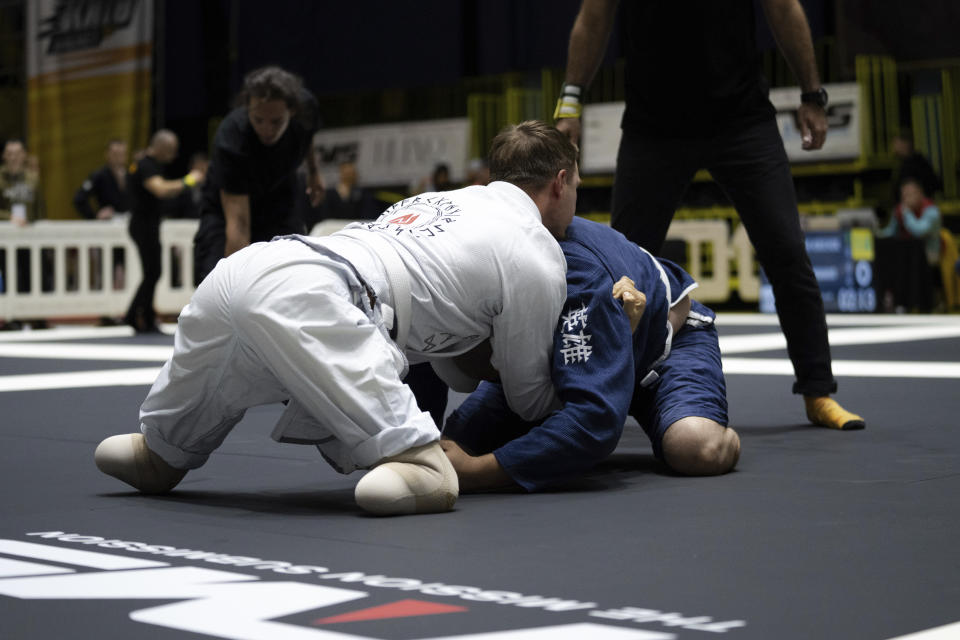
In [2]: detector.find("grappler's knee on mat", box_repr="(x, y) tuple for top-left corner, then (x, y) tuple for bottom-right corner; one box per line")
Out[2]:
(95, 435), (459, 516)
(95, 433), (187, 494)
(662, 417), (741, 476)
(355, 441), (459, 516)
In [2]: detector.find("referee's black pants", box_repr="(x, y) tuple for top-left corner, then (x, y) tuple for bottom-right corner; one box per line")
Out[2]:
(125, 216), (162, 331)
(611, 116), (837, 396)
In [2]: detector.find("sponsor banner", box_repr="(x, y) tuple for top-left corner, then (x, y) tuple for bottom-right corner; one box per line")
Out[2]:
(313, 118), (470, 189)
(0, 531), (747, 639)
(27, 0), (153, 219)
(579, 82), (861, 174)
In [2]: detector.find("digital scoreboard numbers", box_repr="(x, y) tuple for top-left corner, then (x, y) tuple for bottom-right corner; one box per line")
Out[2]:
(760, 228), (877, 313)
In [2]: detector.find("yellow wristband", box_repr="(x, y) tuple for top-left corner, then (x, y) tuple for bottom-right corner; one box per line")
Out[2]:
(183, 173), (198, 188)
(553, 99), (583, 120)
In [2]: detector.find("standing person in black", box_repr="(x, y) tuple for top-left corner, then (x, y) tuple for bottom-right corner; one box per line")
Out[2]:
(197, 67), (452, 427)
(555, 0), (864, 430)
(73, 139), (131, 220)
(193, 66), (323, 285)
(125, 130), (205, 333)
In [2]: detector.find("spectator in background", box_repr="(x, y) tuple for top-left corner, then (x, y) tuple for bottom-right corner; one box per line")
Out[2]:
(416, 162), (457, 193)
(891, 131), (941, 204)
(876, 177), (942, 313)
(72, 139), (132, 324)
(318, 161), (380, 221)
(882, 178), (942, 268)
(1, 139), (46, 305)
(466, 157), (490, 186)
(193, 66), (323, 285)
(73, 139), (131, 220)
(1, 139), (43, 225)
(125, 130), (205, 333)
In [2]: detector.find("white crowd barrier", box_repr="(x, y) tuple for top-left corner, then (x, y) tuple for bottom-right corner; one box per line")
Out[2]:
(0, 216), (760, 323)
(0, 218), (198, 322)
(0, 218), (357, 323)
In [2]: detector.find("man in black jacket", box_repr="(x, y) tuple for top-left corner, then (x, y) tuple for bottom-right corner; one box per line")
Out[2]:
(73, 139), (131, 220)
(125, 131), (204, 333)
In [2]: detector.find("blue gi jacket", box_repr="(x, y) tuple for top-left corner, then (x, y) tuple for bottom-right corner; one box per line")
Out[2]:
(444, 217), (697, 490)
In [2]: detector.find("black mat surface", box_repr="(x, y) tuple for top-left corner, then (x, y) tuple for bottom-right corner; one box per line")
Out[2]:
(1, 315), (958, 640)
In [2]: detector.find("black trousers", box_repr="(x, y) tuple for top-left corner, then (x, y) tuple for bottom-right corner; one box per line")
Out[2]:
(193, 215), (229, 287)
(611, 116), (837, 396)
(125, 218), (162, 330)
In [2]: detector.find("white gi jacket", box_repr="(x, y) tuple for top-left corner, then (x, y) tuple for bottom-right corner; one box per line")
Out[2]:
(276, 181), (567, 444)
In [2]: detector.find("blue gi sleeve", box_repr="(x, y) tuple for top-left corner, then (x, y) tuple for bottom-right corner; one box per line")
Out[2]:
(491, 266), (638, 491)
(443, 381), (539, 456)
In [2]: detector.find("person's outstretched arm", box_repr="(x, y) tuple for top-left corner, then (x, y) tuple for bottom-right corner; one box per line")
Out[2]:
(555, 0), (620, 145)
(221, 191), (251, 257)
(761, 0), (828, 150)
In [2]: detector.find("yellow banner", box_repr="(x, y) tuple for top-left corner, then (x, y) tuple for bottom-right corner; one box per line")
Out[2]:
(27, 0), (153, 220)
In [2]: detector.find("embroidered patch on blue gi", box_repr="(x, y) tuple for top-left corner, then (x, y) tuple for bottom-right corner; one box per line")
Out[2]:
(560, 303), (592, 364)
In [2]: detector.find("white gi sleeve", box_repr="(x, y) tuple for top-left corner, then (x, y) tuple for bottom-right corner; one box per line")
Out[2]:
(490, 256), (566, 421)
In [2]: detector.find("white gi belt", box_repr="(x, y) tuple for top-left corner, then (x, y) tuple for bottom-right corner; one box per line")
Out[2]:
(335, 229), (412, 350)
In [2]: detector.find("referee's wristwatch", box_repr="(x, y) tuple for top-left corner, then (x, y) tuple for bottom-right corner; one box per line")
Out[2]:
(801, 87), (828, 108)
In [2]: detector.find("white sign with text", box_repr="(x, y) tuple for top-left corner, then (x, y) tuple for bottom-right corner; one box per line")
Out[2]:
(313, 118), (470, 188)
(579, 82), (862, 173)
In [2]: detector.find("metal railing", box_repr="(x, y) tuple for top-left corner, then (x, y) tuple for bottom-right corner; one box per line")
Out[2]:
(0, 218), (356, 323)
(0, 218), (196, 321)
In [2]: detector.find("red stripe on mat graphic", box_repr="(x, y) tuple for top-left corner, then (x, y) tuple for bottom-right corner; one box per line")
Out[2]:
(313, 598), (468, 624)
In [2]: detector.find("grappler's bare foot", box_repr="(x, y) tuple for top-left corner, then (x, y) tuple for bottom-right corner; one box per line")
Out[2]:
(354, 442), (458, 516)
(804, 396), (866, 430)
(95, 433), (187, 494)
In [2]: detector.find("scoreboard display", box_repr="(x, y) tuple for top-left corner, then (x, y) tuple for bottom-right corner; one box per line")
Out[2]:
(760, 229), (877, 313)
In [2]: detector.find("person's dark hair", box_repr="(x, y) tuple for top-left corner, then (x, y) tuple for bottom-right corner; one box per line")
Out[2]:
(488, 121), (577, 191)
(900, 176), (925, 194)
(238, 66), (304, 112)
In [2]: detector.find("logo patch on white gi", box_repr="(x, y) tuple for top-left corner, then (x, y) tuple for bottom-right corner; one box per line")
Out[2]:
(367, 196), (463, 238)
(560, 304), (592, 364)
(387, 213), (420, 225)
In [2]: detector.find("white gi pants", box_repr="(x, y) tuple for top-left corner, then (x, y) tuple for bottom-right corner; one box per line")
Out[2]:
(139, 239), (440, 473)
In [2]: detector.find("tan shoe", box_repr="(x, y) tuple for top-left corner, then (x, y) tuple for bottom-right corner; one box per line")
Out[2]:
(354, 442), (458, 515)
(804, 396), (866, 430)
(95, 433), (186, 494)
